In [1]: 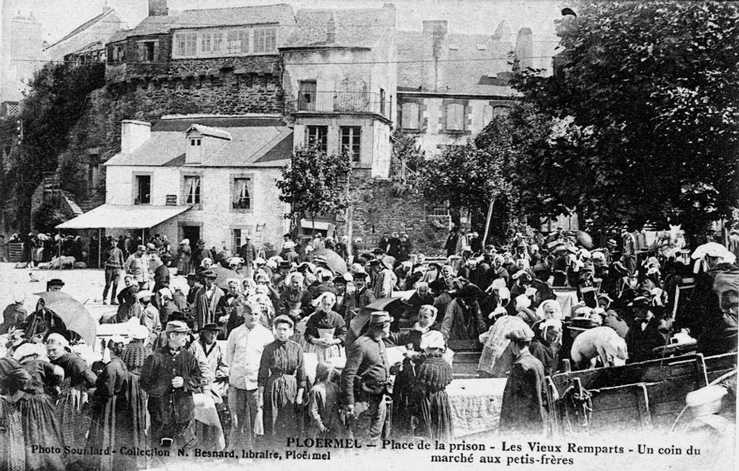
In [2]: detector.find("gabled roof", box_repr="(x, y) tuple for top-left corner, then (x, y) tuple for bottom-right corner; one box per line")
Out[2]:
(111, 4), (295, 43)
(186, 124), (232, 140)
(46, 9), (124, 50)
(282, 6), (395, 49)
(106, 115), (292, 168)
(173, 4), (294, 28)
(109, 15), (180, 42)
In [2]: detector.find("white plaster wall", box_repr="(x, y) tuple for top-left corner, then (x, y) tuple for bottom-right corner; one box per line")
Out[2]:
(104, 165), (287, 252)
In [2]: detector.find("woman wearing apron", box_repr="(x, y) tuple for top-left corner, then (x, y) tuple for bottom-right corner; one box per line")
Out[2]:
(304, 292), (347, 361)
(258, 315), (306, 447)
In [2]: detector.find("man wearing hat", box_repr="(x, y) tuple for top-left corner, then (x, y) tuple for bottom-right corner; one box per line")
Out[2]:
(125, 245), (150, 288)
(440, 284), (487, 343)
(371, 257), (397, 299)
(624, 295), (668, 363)
(102, 241), (125, 305)
(197, 323), (229, 406)
(676, 243), (738, 356)
(193, 269), (225, 331)
(137, 290), (161, 338)
(498, 324), (546, 435)
(352, 270), (376, 315)
(238, 235), (257, 278)
(341, 311), (393, 445)
(141, 320), (202, 453)
(47, 278), (65, 292)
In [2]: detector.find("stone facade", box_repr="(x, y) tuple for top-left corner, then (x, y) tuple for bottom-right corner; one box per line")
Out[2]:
(337, 169), (448, 257)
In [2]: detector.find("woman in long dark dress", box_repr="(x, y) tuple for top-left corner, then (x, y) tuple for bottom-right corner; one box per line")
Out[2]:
(258, 315), (306, 446)
(87, 337), (137, 471)
(46, 332), (97, 459)
(0, 358), (25, 471)
(120, 325), (150, 469)
(2, 368), (65, 471)
(416, 331), (454, 442)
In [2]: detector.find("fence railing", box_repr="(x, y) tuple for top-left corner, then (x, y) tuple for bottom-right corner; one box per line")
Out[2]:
(295, 91), (387, 117)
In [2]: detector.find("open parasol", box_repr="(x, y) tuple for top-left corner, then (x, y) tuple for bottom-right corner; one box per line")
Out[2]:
(210, 265), (244, 290)
(312, 248), (348, 274)
(33, 291), (97, 346)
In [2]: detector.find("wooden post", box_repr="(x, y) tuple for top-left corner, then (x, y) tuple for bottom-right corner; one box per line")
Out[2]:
(481, 196), (496, 249)
(97, 227), (102, 269)
(57, 229), (61, 270)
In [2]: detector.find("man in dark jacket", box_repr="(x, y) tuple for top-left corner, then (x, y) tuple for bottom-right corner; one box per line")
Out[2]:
(238, 235), (257, 278)
(140, 320), (202, 453)
(499, 325), (546, 435)
(341, 311), (392, 446)
(677, 243), (739, 356)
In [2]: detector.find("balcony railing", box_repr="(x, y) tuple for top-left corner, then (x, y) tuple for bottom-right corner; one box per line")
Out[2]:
(296, 91), (387, 118)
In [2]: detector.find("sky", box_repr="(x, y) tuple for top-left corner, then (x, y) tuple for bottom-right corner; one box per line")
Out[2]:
(12, 0), (563, 46)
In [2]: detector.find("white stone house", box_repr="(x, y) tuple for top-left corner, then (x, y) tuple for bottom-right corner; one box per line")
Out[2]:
(60, 115), (292, 256)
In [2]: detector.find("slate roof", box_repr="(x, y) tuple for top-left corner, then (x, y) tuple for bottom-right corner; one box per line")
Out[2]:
(46, 9), (122, 49)
(106, 116), (292, 168)
(173, 4), (294, 28)
(396, 29), (517, 96)
(282, 6), (395, 49)
(109, 15), (179, 42)
(111, 4), (295, 43)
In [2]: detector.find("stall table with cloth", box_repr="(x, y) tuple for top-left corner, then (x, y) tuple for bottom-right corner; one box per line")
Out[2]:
(447, 378), (507, 438)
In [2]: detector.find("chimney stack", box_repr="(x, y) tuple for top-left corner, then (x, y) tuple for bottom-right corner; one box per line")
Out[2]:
(148, 0), (168, 17)
(421, 20), (448, 92)
(121, 120), (151, 154)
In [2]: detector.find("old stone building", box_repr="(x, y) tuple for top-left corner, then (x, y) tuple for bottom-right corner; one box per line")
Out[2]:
(62, 115), (291, 254)
(43, 4), (128, 66)
(49, 0), (555, 255)
(395, 19), (522, 156)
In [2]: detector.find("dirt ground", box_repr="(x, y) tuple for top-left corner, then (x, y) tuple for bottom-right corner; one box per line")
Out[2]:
(0, 262), (189, 322)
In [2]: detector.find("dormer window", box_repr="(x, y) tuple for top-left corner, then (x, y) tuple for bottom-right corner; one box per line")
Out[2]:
(191, 138), (201, 146)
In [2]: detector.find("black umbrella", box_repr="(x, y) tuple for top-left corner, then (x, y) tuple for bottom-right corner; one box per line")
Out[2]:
(210, 265), (244, 290)
(348, 297), (406, 338)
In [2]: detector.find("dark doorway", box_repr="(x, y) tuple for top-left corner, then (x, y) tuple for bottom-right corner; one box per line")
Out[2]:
(182, 226), (200, 253)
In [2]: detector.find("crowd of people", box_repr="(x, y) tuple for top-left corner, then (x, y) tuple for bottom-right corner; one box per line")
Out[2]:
(0, 224), (737, 470)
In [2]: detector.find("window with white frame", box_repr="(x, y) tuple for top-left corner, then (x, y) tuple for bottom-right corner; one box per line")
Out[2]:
(341, 126), (361, 162)
(227, 29), (249, 54)
(175, 32), (197, 56)
(232, 176), (253, 210)
(306, 126), (328, 152)
(254, 27), (277, 53)
(183, 176), (201, 205)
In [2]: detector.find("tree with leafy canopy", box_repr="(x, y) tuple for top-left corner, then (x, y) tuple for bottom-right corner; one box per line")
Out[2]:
(276, 145), (351, 234)
(3, 62), (105, 231)
(414, 120), (512, 232)
(507, 1), (739, 240)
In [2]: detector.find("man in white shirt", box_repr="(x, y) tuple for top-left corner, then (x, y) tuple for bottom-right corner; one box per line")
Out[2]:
(224, 298), (274, 450)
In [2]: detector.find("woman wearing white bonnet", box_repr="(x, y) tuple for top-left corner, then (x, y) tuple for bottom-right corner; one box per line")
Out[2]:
(304, 291), (346, 361)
